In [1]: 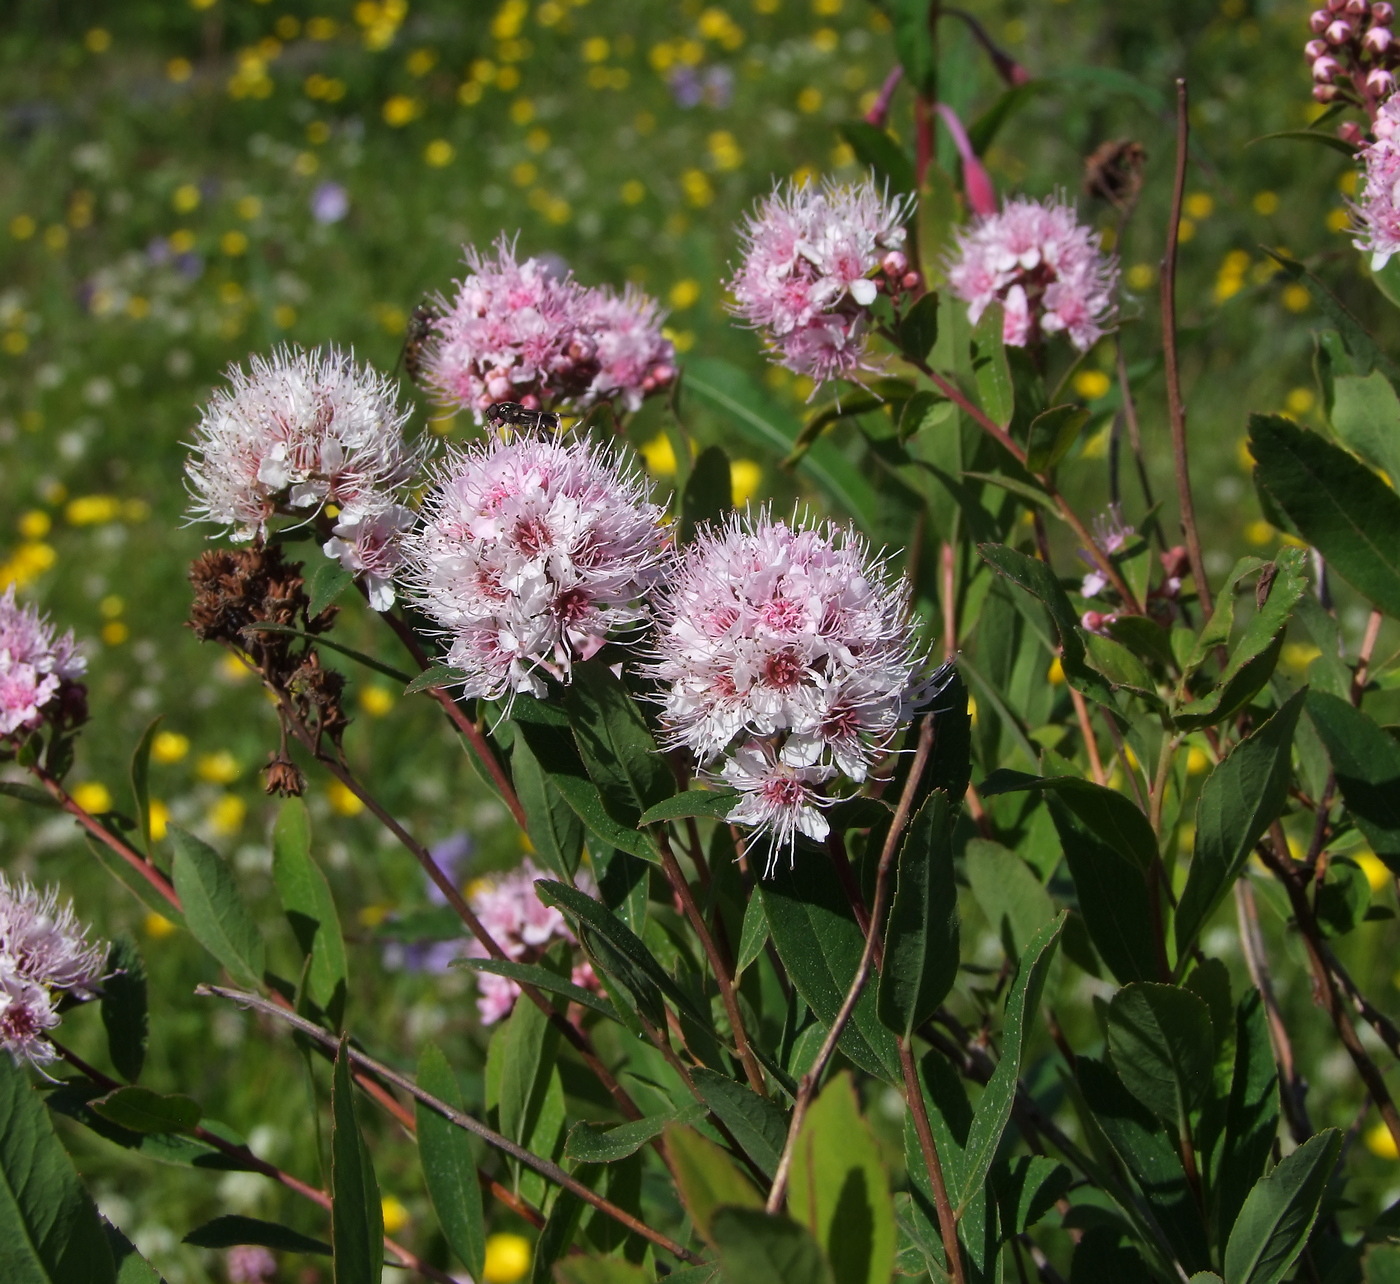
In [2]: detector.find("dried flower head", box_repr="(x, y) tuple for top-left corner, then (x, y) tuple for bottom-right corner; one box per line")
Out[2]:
(185, 346), (426, 608)
(403, 431), (669, 701)
(462, 860), (597, 1024)
(729, 176), (915, 383)
(0, 874), (107, 1066)
(945, 194), (1119, 351)
(422, 235), (675, 418)
(0, 587), (86, 740)
(646, 508), (934, 870)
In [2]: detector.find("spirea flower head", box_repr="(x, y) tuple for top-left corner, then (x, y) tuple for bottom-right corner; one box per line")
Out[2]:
(646, 508), (934, 871)
(1354, 96), (1400, 268)
(728, 175), (916, 383)
(403, 431), (669, 701)
(0, 587), (86, 740)
(945, 194), (1119, 351)
(462, 859), (597, 1024)
(422, 235), (675, 418)
(185, 346), (427, 608)
(0, 874), (107, 1066)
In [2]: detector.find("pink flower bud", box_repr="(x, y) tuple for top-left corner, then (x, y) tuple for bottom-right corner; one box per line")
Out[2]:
(901, 272), (922, 292)
(1365, 23), (1394, 49)
(1368, 66), (1397, 94)
(1312, 6), (1332, 27)
(1339, 120), (1365, 144)
(1346, 0), (1370, 16)
(1330, 0), (1350, 12)
(882, 250), (908, 277)
(1314, 82), (1340, 100)
(1305, 38), (1329, 57)
(1313, 54), (1343, 79)
(1326, 19), (1354, 41)
(1375, 2), (1395, 22)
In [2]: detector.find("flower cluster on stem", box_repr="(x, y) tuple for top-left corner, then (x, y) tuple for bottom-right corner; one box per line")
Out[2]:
(462, 859), (597, 1024)
(0, 874), (107, 1067)
(646, 509), (931, 870)
(403, 431), (668, 701)
(0, 587), (85, 741)
(728, 176), (917, 384)
(945, 194), (1119, 350)
(1307, 1), (1398, 112)
(185, 346), (427, 609)
(422, 235), (675, 418)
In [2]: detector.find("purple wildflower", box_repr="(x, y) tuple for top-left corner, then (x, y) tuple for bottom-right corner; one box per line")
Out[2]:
(945, 194), (1118, 350)
(226, 1244), (278, 1283)
(0, 587), (85, 740)
(403, 432), (668, 701)
(1355, 95), (1400, 268)
(729, 176), (915, 384)
(310, 181), (349, 225)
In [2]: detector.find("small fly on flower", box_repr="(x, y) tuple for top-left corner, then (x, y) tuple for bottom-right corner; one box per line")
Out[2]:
(396, 301), (439, 385)
(485, 401), (562, 431)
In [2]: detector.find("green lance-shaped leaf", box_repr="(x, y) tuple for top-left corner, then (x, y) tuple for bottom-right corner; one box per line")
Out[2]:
(331, 1039), (383, 1284)
(955, 913), (1065, 1215)
(562, 659), (674, 836)
(1175, 548), (1308, 728)
(787, 1072), (896, 1284)
(454, 958), (619, 1022)
(168, 827), (265, 989)
(637, 789), (740, 827)
(1266, 252), (1400, 379)
(1223, 1129), (1342, 1284)
(106, 1221), (167, 1284)
(1328, 369), (1400, 493)
(1306, 690), (1400, 868)
(128, 717), (162, 856)
(1215, 991), (1281, 1246)
(415, 1043), (485, 1281)
(735, 892), (769, 978)
(1025, 404), (1090, 473)
(690, 1067), (787, 1181)
(978, 543), (1116, 706)
(100, 936), (147, 1085)
(0, 1057), (117, 1284)
(711, 1207), (837, 1284)
(89, 1088), (201, 1136)
(401, 663), (468, 695)
(877, 790), (960, 1040)
(981, 769), (1157, 870)
(839, 121), (916, 195)
(759, 857), (901, 1083)
(965, 838), (1057, 962)
(997, 1155), (1074, 1236)
(890, 0), (935, 94)
(680, 444), (733, 546)
(511, 696), (656, 861)
(307, 558), (355, 618)
(1106, 984), (1215, 1129)
(564, 1106), (701, 1165)
(1050, 800), (1158, 985)
(272, 799), (348, 1023)
(663, 1124), (762, 1245)
(1175, 691), (1304, 959)
(183, 1214), (331, 1256)
(1250, 412), (1400, 618)
(897, 290), (940, 363)
(510, 733), (584, 880)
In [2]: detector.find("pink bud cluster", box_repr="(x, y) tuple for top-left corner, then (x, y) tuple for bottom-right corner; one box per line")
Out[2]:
(185, 347), (428, 610)
(728, 177), (917, 384)
(945, 195), (1119, 351)
(1078, 508), (1189, 636)
(422, 235), (676, 419)
(462, 859), (597, 1024)
(403, 432), (668, 702)
(646, 509), (932, 870)
(0, 587), (85, 741)
(0, 874), (107, 1067)
(1307, 0), (1399, 109)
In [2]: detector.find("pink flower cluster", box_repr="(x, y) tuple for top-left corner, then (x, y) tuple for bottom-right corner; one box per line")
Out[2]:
(1307, 1), (1398, 108)
(1354, 95), (1400, 268)
(403, 432), (668, 701)
(728, 177), (916, 383)
(185, 347), (428, 609)
(462, 859), (597, 1024)
(0, 874), (107, 1066)
(0, 587), (85, 740)
(646, 510), (930, 869)
(945, 195), (1118, 351)
(422, 236), (676, 418)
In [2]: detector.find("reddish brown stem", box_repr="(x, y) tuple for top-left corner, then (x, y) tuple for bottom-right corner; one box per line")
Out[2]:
(900, 1039), (968, 1284)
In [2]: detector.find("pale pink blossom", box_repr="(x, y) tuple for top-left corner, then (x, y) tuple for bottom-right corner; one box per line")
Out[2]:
(729, 176), (914, 382)
(647, 508), (936, 867)
(462, 860), (597, 1024)
(186, 347), (427, 607)
(1354, 97), (1400, 268)
(422, 236), (674, 418)
(403, 432), (668, 701)
(0, 587), (85, 739)
(226, 1245), (278, 1283)
(0, 874), (107, 1067)
(945, 195), (1119, 350)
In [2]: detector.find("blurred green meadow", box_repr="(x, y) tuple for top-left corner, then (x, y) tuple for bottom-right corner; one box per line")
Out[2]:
(4, 0), (1400, 1279)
